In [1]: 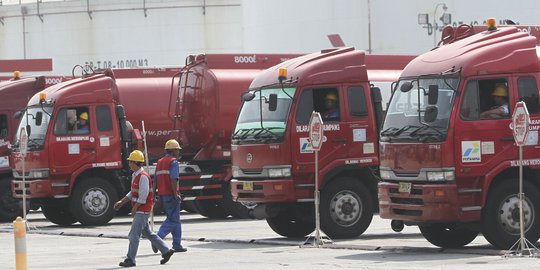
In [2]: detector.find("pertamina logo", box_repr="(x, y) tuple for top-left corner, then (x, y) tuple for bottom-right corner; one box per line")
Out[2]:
(461, 141), (481, 163)
(300, 138), (313, 153)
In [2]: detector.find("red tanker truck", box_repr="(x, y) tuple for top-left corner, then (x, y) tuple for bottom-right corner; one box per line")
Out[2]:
(0, 75), (69, 221)
(378, 21), (540, 249)
(10, 54), (300, 225)
(230, 48), (414, 238)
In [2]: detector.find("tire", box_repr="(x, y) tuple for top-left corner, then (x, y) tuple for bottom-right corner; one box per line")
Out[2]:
(320, 177), (374, 238)
(482, 180), (540, 249)
(419, 223), (478, 248)
(222, 182), (249, 219)
(182, 201), (198, 214)
(42, 201), (77, 226)
(0, 178), (26, 222)
(69, 177), (118, 226)
(266, 206), (315, 237)
(195, 199), (229, 219)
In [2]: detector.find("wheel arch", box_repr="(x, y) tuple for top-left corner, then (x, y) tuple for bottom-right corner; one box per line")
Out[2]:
(71, 168), (127, 198)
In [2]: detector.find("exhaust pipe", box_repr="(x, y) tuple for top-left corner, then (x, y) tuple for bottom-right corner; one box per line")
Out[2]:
(391, 220), (404, 232)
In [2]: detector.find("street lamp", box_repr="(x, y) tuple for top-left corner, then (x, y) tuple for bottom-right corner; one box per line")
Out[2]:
(418, 3), (452, 46)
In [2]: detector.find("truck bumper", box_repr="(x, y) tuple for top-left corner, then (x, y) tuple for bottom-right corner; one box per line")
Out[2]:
(11, 179), (67, 199)
(378, 182), (466, 223)
(230, 179), (303, 203)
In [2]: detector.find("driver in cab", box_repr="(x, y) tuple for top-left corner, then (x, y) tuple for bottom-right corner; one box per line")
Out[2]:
(480, 84), (509, 119)
(322, 93), (340, 121)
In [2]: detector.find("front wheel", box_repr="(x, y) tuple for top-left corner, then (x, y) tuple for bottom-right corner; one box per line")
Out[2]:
(194, 199), (229, 219)
(482, 180), (540, 249)
(419, 223), (478, 248)
(320, 177), (374, 238)
(69, 178), (118, 226)
(266, 206), (315, 238)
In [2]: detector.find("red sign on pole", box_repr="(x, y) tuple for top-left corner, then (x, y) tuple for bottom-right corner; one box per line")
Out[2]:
(309, 112), (324, 151)
(512, 101), (530, 146)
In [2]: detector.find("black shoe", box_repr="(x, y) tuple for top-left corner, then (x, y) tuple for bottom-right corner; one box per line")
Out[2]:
(151, 243), (158, 253)
(119, 259), (136, 267)
(160, 249), (174, 265)
(174, 247), (187, 252)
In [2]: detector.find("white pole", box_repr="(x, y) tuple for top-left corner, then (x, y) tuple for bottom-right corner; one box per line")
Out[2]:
(22, 155), (26, 221)
(314, 150), (321, 247)
(519, 145), (525, 251)
(141, 121), (153, 230)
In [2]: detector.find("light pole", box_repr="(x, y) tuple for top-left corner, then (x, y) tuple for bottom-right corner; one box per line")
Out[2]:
(418, 3), (451, 47)
(433, 3), (448, 47)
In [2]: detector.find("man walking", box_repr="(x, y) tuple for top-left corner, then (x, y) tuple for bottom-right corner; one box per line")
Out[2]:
(153, 139), (187, 253)
(114, 150), (175, 267)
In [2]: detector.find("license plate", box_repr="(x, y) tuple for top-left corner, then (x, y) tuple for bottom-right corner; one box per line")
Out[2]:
(398, 182), (412, 193)
(243, 182), (253, 191)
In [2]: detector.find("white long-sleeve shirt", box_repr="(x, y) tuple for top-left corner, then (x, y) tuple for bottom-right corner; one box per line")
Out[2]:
(125, 167), (150, 205)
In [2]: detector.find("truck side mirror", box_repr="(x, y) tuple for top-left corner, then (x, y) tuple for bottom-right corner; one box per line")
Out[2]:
(35, 111), (43, 126)
(428, 85), (439, 105)
(14, 111), (23, 119)
(424, 105), (438, 122)
(242, 92), (256, 102)
(400, 82), (413, 93)
(268, 93), (278, 111)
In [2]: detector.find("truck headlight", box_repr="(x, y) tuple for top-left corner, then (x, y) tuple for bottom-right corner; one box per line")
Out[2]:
(379, 170), (392, 180)
(427, 170), (454, 182)
(268, 167), (291, 178)
(232, 166), (241, 178)
(29, 168), (50, 179)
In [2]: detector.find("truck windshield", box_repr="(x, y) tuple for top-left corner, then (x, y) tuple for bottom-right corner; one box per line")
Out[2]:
(382, 77), (459, 143)
(12, 106), (52, 151)
(232, 87), (295, 144)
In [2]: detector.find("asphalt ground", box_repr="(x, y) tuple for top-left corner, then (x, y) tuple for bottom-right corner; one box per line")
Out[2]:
(1, 211), (539, 269)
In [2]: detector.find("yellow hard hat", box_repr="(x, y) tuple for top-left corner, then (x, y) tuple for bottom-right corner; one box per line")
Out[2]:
(492, 84), (508, 97)
(164, 139), (182, 150)
(127, 150), (145, 163)
(325, 93), (338, 101)
(13, 71), (21, 79)
(80, 112), (89, 120)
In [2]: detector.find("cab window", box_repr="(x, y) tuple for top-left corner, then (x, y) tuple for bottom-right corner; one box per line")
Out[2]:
(348, 86), (368, 117)
(460, 78), (510, 120)
(518, 77), (540, 114)
(96, 106), (113, 131)
(0, 114), (7, 139)
(54, 107), (90, 135)
(296, 88), (340, 124)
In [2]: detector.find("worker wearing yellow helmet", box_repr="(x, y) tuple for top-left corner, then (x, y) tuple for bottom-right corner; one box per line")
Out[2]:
(74, 112), (90, 134)
(114, 149), (175, 267)
(152, 139), (187, 253)
(480, 84), (509, 119)
(322, 92), (340, 121)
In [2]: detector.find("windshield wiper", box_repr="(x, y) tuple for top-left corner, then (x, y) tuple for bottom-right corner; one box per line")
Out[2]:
(381, 125), (421, 137)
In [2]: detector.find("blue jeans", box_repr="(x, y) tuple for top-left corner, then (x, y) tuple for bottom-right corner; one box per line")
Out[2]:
(127, 212), (170, 263)
(157, 195), (183, 249)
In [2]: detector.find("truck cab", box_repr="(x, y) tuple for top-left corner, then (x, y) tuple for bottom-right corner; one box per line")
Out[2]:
(378, 22), (540, 249)
(231, 47), (413, 238)
(11, 71), (143, 226)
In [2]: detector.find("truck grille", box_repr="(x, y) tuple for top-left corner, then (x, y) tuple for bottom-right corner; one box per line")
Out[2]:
(241, 169), (263, 175)
(390, 197), (424, 205)
(389, 187), (423, 195)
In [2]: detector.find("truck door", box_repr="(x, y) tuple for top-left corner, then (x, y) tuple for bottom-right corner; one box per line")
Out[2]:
(292, 86), (348, 169)
(94, 105), (121, 167)
(455, 77), (515, 177)
(514, 76), (540, 159)
(344, 85), (378, 162)
(49, 106), (97, 178)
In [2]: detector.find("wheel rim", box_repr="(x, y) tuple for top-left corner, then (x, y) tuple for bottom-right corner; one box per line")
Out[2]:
(82, 188), (109, 216)
(498, 194), (534, 234)
(329, 189), (362, 227)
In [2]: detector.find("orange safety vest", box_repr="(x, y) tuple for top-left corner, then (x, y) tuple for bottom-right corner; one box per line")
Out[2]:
(131, 170), (154, 212)
(156, 155), (177, 195)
